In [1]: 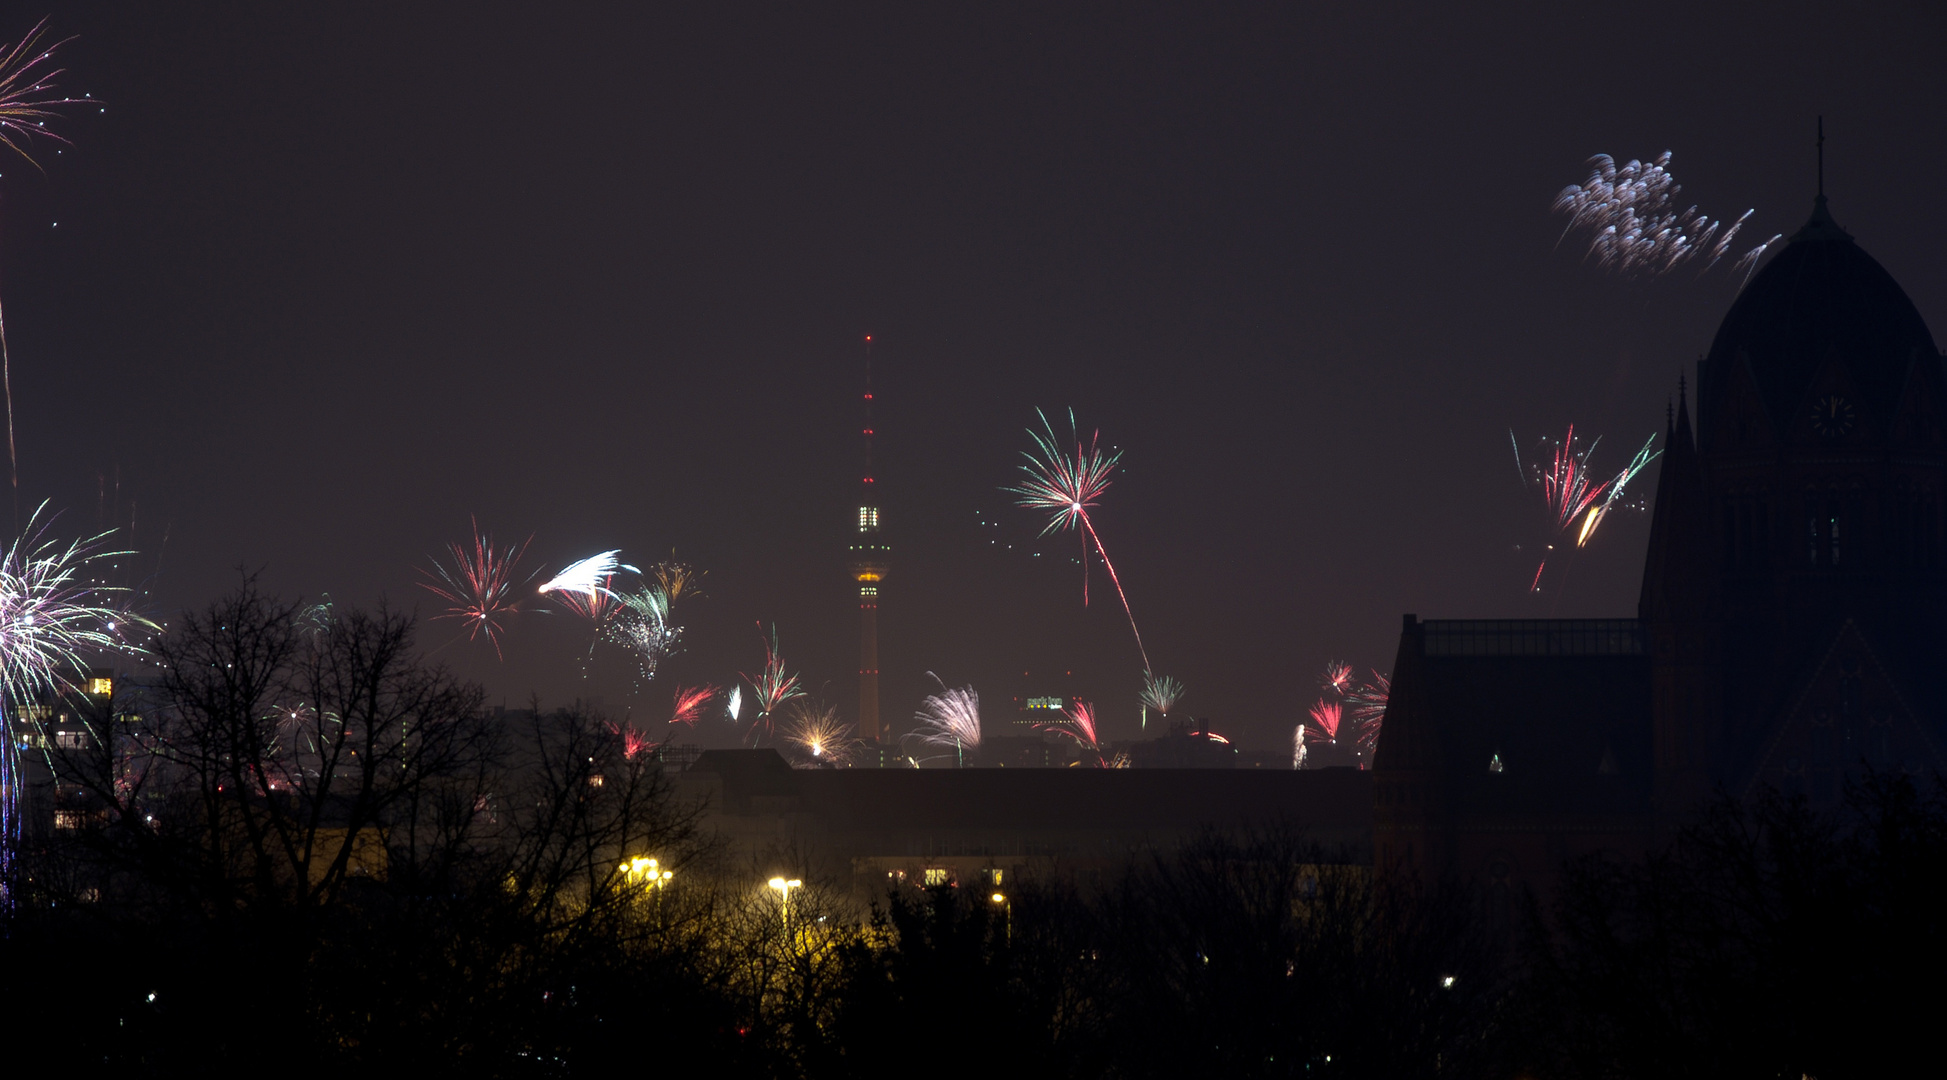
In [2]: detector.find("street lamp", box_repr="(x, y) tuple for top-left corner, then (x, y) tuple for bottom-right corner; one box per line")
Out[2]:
(621, 856), (674, 889)
(990, 890), (1012, 944)
(768, 876), (803, 921)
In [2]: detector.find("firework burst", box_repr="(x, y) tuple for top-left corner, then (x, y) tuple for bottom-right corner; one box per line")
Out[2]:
(1038, 699), (1104, 765)
(1554, 151), (1780, 281)
(1007, 408), (1150, 671)
(1302, 662), (1389, 768)
(1140, 672), (1182, 721)
(416, 518), (533, 659)
(1513, 427), (1660, 592)
(668, 684), (717, 727)
(0, 19), (90, 497)
(1305, 699), (1342, 743)
(606, 719), (658, 761)
(780, 702), (858, 767)
(739, 625), (804, 746)
(911, 674), (981, 763)
(599, 584), (681, 683)
(0, 504), (149, 906)
(539, 550), (633, 602)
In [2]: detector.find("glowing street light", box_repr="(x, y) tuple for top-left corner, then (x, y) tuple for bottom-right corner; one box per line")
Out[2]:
(621, 856), (673, 888)
(768, 876), (803, 921)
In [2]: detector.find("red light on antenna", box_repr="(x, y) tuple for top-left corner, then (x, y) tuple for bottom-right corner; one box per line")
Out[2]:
(864, 393), (874, 400)
(865, 335), (873, 341)
(863, 428), (874, 435)
(863, 476), (874, 484)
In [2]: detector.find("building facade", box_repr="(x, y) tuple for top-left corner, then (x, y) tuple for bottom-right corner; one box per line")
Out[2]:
(1376, 194), (1947, 890)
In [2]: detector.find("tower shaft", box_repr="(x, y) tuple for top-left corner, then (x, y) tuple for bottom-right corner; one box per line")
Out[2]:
(847, 337), (891, 744)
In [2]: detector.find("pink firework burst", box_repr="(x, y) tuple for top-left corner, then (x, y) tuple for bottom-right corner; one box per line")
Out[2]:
(1038, 699), (1100, 751)
(1306, 699), (1342, 742)
(1007, 408), (1150, 671)
(669, 684), (717, 727)
(417, 518), (534, 659)
(1320, 661), (1354, 696)
(606, 720), (658, 761)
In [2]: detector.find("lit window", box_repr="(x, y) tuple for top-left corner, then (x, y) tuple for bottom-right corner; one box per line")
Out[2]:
(86, 677), (112, 696)
(54, 810), (84, 830)
(587, 774), (604, 789)
(55, 730), (86, 750)
(986, 868), (1003, 886)
(923, 868), (950, 887)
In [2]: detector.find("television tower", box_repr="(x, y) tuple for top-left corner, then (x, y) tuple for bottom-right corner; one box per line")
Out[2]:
(847, 337), (892, 743)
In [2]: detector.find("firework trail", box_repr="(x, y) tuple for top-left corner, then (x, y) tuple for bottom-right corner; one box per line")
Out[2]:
(739, 625), (804, 746)
(1554, 151), (1781, 281)
(0, 19), (89, 504)
(1292, 725), (1307, 770)
(1512, 427), (1660, 591)
(416, 518), (533, 659)
(1007, 408), (1150, 671)
(1139, 672), (1182, 722)
(726, 685), (742, 723)
(780, 702), (858, 767)
(911, 673), (981, 762)
(0, 504), (149, 908)
(668, 684), (716, 727)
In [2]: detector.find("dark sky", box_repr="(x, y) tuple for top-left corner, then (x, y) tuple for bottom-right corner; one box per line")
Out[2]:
(7, 1), (1945, 751)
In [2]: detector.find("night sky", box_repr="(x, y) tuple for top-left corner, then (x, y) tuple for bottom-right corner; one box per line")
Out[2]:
(7, 2), (1945, 750)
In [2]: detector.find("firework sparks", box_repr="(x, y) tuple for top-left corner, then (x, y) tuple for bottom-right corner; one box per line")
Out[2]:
(0, 505), (149, 906)
(1513, 427), (1660, 592)
(599, 584), (681, 683)
(1007, 408), (1150, 671)
(1140, 672), (1182, 718)
(668, 684), (716, 727)
(1, 19), (90, 497)
(416, 518), (533, 659)
(1039, 699), (1100, 750)
(726, 685), (742, 722)
(739, 625), (804, 746)
(607, 720), (658, 761)
(911, 673), (981, 762)
(652, 559), (704, 604)
(1302, 662), (1389, 768)
(539, 550), (633, 601)
(1306, 699), (1342, 742)
(1554, 151), (1781, 280)
(1320, 662), (1353, 697)
(780, 702), (858, 767)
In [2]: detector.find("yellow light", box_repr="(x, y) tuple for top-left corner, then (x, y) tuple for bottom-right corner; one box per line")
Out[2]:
(86, 677), (112, 696)
(1576, 505), (1603, 547)
(991, 892), (1006, 904)
(856, 571), (882, 582)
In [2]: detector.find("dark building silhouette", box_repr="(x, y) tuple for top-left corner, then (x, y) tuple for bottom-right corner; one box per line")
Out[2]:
(1376, 194), (1947, 890)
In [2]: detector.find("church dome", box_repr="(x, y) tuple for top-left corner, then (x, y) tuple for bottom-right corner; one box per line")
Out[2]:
(1704, 196), (1939, 430)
